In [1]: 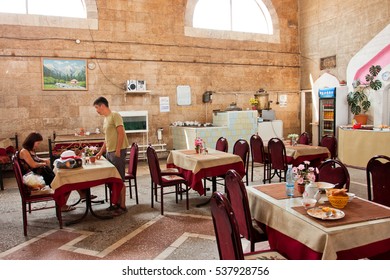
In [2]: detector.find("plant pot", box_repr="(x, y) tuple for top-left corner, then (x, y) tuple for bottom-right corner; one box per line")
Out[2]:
(354, 114), (368, 125)
(89, 156), (96, 163)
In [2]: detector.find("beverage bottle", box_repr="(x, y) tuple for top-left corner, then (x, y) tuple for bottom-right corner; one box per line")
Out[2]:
(286, 164), (294, 197)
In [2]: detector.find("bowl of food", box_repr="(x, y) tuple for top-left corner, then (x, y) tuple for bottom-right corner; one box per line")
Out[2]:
(302, 198), (317, 209)
(316, 182), (335, 190)
(326, 189), (349, 208)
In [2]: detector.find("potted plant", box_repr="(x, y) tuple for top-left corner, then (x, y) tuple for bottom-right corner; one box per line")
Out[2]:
(347, 65), (382, 125)
(249, 97), (259, 110)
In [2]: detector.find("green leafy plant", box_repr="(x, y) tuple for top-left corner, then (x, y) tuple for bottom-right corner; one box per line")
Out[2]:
(347, 65), (382, 115)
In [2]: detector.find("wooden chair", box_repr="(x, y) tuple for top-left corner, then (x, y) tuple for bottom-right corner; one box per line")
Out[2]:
(210, 191), (286, 260)
(203, 137), (228, 195)
(0, 133), (18, 190)
(320, 134), (337, 159)
(317, 159), (350, 190)
(215, 136), (228, 152)
(146, 146), (189, 215)
(225, 169), (268, 252)
(250, 133), (269, 183)
(366, 155), (390, 207)
(298, 132), (310, 145)
(12, 152), (63, 236)
(125, 142), (139, 204)
(267, 138), (288, 183)
(232, 139), (250, 186)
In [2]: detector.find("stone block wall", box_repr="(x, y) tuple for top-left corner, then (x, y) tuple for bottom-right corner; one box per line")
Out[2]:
(0, 0), (300, 151)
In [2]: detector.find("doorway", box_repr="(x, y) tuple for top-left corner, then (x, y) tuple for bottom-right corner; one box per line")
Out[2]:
(300, 90), (313, 143)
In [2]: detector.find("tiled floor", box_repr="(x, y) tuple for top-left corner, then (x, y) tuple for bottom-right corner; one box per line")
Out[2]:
(0, 159), (368, 260)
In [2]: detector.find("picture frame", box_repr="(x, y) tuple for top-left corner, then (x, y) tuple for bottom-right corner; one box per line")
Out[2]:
(42, 58), (87, 90)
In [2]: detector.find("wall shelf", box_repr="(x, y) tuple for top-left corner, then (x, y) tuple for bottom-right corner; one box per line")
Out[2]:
(125, 90), (151, 94)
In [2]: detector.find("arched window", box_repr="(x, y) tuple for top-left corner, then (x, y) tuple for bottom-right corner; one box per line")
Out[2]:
(0, 0), (97, 29)
(185, 0), (279, 43)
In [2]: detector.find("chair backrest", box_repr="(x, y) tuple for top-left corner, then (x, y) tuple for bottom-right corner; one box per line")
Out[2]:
(215, 137), (228, 152)
(233, 139), (249, 171)
(320, 135), (337, 159)
(127, 142), (139, 176)
(250, 134), (266, 164)
(298, 132), (310, 145)
(267, 138), (287, 171)
(146, 146), (162, 186)
(225, 169), (253, 241)
(318, 159), (350, 190)
(12, 151), (30, 199)
(210, 191), (244, 260)
(366, 155), (390, 207)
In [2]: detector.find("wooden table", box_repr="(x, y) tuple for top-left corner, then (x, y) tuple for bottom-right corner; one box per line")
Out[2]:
(247, 183), (390, 259)
(51, 157), (123, 225)
(166, 149), (245, 196)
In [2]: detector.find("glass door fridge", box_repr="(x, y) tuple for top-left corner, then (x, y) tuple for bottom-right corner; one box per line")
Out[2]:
(318, 87), (348, 141)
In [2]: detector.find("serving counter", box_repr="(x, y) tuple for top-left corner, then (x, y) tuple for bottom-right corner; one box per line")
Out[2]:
(338, 127), (390, 168)
(171, 110), (258, 152)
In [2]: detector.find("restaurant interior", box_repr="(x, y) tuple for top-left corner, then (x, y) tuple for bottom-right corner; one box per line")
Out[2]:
(1, 0), (390, 261)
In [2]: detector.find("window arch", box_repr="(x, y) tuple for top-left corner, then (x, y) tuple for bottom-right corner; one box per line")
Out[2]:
(0, 0), (97, 29)
(185, 0), (279, 43)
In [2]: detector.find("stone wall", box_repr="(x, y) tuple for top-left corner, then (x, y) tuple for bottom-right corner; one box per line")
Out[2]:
(0, 0), (300, 151)
(299, 0), (390, 89)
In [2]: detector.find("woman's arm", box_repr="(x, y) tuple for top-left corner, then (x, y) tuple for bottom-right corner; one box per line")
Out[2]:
(19, 149), (46, 169)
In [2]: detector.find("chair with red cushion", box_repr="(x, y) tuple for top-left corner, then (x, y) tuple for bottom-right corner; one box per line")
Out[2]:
(366, 155), (390, 207)
(12, 152), (63, 236)
(210, 191), (286, 260)
(147, 146), (189, 215)
(125, 142), (139, 204)
(298, 132), (310, 145)
(225, 169), (268, 252)
(317, 159), (350, 190)
(0, 133), (18, 190)
(203, 137), (229, 195)
(320, 134), (337, 159)
(250, 133), (269, 183)
(267, 138), (288, 183)
(215, 136), (228, 152)
(232, 139), (250, 186)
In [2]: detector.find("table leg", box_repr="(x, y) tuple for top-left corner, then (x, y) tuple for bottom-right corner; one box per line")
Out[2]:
(65, 188), (113, 226)
(195, 176), (217, 207)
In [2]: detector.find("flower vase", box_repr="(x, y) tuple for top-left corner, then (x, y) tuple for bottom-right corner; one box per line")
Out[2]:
(296, 182), (305, 195)
(90, 156), (96, 163)
(195, 146), (200, 154)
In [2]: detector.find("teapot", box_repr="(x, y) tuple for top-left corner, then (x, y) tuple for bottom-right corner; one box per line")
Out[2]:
(303, 181), (321, 202)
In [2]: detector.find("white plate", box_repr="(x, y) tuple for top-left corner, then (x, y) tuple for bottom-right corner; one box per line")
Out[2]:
(307, 207), (345, 220)
(316, 182), (335, 190)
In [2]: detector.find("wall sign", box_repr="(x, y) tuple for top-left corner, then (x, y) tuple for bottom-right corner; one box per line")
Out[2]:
(176, 85), (191, 106)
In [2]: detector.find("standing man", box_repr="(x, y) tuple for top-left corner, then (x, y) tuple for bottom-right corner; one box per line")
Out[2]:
(93, 96), (129, 215)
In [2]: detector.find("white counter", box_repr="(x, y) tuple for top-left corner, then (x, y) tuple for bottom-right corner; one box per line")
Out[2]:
(258, 120), (283, 143)
(171, 110), (258, 152)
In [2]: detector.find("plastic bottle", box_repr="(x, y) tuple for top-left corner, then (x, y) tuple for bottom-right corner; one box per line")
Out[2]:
(286, 164), (294, 197)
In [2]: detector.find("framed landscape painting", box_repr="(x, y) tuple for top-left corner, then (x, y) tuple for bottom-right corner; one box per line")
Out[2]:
(42, 58), (87, 90)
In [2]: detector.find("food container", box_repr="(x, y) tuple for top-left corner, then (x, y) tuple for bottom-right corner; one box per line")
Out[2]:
(327, 195), (349, 209)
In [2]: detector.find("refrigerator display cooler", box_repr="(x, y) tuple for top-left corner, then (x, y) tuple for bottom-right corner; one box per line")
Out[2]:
(318, 87), (348, 140)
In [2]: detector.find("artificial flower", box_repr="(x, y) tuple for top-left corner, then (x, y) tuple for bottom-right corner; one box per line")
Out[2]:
(292, 160), (318, 185)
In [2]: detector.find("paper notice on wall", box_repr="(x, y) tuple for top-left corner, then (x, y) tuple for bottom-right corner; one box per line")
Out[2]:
(160, 97), (170, 112)
(279, 94), (287, 107)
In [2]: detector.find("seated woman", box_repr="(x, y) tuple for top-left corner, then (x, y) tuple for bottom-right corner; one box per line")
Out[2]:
(19, 132), (89, 212)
